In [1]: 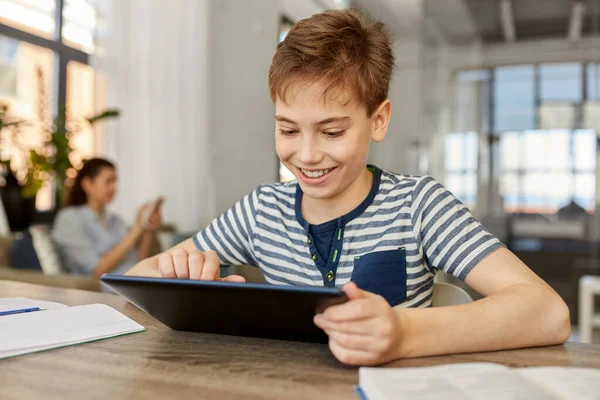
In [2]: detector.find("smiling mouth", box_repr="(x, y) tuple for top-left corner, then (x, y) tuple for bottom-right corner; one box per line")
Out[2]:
(299, 167), (337, 179)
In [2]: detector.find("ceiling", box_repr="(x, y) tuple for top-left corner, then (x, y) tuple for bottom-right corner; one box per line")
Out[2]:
(424, 0), (600, 45)
(464, 0), (600, 43)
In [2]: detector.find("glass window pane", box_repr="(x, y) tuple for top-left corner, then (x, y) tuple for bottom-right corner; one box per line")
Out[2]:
(522, 172), (571, 213)
(500, 172), (519, 212)
(494, 65), (535, 132)
(62, 0), (97, 53)
(463, 172), (477, 207)
(540, 63), (582, 103)
(464, 132), (478, 170)
(444, 133), (463, 171)
(499, 132), (520, 170)
(574, 129), (596, 171)
(444, 174), (464, 199)
(522, 130), (569, 170)
(574, 173), (595, 211)
(0, 0), (56, 39)
(0, 35), (55, 210)
(66, 61), (95, 166)
(458, 70), (490, 82)
(588, 63), (600, 101)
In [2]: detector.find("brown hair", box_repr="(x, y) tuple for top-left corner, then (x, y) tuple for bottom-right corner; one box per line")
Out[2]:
(64, 158), (115, 207)
(269, 9), (395, 116)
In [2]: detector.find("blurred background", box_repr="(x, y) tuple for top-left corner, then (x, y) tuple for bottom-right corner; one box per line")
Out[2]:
(0, 0), (599, 341)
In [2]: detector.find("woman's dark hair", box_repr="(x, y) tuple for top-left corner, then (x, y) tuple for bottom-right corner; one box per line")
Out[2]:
(64, 158), (115, 207)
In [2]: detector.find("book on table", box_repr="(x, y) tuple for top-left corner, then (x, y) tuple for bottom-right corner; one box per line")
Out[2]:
(358, 362), (600, 400)
(0, 297), (144, 359)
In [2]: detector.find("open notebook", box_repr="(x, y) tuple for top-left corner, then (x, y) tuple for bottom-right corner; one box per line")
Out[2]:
(0, 298), (144, 359)
(358, 362), (600, 400)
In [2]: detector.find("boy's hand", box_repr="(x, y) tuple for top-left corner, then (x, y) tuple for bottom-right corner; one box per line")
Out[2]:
(158, 248), (246, 282)
(313, 282), (403, 366)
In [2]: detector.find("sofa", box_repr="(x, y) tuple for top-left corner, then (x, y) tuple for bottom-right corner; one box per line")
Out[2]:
(0, 233), (100, 291)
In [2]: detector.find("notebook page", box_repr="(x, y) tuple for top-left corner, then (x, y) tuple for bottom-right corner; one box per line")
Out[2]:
(0, 304), (144, 359)
(518, 367), (600, 400)
(0, 297), (67, 313)
(359, 363), (558, 400)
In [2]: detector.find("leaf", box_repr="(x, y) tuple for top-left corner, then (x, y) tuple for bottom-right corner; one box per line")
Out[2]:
(86, 109), (120, 125)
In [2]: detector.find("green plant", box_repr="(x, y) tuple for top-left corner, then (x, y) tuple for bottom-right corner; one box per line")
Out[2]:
(32, 66), (120, 205)
(0, 67), (120, 205)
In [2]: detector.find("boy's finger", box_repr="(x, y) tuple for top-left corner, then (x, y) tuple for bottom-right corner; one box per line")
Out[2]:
(187, 251), (204, 280)
(222, 274), (246, 283)
(172, 248), (190, 279)
(328, 338), (378, 366)
(343, 282), (374, 300)
(325, 330), (374, 351)
(201, 250), (220, 280)
(314, 314), (379, 334)
(322, 297), (381, 322)
(158, 253), (176, 278)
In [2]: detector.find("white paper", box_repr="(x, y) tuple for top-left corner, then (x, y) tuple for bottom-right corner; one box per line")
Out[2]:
(359, 363), (558, 400)
(0, 297), (68, 313)
(0, 304), (144, 359)
(518, 367), (600, 400)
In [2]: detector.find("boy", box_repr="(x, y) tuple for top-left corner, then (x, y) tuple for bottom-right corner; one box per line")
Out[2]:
(127, 9), (570, 366)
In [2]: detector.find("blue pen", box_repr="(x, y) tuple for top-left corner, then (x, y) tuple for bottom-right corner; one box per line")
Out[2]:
(0, 307), (41, 316)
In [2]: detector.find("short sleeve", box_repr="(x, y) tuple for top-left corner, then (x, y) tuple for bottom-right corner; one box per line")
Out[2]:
(410, 176), (504, 280)
(51, 209), (100, 275)
(193, 188), (260, 266)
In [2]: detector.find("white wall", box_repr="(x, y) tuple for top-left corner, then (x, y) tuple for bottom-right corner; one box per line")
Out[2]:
(208, 0), (280, 216)
(94, 0), (279, 232)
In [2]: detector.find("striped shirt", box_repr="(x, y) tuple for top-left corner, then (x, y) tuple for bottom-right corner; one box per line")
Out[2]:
(193, 166), (503, 307)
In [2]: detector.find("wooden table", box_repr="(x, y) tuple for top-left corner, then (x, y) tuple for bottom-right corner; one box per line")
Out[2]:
(2, 281), (600, 400)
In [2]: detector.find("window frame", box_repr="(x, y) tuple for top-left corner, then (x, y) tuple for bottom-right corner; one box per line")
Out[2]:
(0, 0), (89, 119)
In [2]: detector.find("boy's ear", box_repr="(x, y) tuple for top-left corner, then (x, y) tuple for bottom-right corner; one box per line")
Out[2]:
(371, 99), (391, 142)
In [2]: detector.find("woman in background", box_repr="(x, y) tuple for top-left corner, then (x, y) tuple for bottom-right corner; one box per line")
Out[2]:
(52, 158), (162, 277)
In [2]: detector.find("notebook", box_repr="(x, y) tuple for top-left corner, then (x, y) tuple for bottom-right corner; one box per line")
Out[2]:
(0, 298), (144, 359)
(358, 362), (600, 400)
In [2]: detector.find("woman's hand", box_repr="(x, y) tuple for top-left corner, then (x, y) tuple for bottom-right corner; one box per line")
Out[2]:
(144, 208), (162, 232)
(134, 204), (147, 231)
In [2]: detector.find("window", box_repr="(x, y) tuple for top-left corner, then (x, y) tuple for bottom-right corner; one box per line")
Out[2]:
(444, 132), (477, 209)
(0, 0), (97, 211)
(587, 63), (600, 101)
(0, 0), (56, 39)
(62, 0), (97, 53)
(66, 60), (95, 164)
(494, 65), (535, 133)
(498, 129), (596, 213)
(449, 62), (598, 214)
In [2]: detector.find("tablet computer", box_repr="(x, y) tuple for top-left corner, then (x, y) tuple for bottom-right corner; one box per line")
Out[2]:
(100, 274), (348, 343)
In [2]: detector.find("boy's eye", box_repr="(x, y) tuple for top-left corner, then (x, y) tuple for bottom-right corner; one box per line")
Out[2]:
(324, 130), (345, 138)
(278, 129), (298, 136)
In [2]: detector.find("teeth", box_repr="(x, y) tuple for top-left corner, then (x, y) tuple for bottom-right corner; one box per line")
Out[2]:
(301, 168), (331, 178)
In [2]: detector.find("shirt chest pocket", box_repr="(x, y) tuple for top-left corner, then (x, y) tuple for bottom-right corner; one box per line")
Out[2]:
(351, 248), (407, 306)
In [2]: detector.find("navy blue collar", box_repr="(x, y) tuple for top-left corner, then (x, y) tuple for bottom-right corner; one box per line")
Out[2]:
(294, 165), (382, 231)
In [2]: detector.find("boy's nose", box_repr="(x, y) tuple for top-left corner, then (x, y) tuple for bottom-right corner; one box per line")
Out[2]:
(297, 137), (324, 164)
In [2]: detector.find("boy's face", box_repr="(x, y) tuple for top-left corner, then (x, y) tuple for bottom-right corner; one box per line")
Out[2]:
(275, 82), (390, 201)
